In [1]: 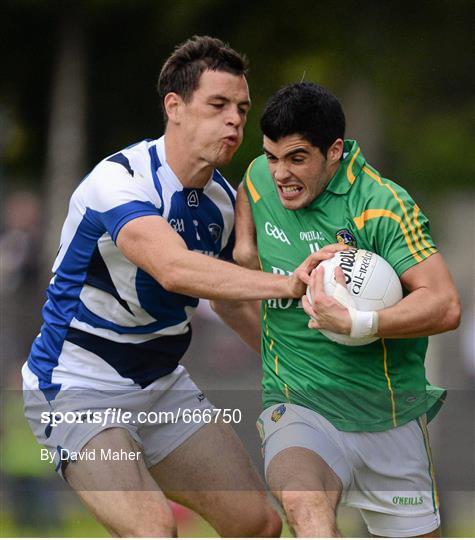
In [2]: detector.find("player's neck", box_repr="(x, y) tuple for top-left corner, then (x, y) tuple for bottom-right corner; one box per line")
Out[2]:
(164, 133), (213, 188)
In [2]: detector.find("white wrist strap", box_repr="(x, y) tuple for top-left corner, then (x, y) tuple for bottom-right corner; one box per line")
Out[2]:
(349, 309), (379, 338)
(333, 283), (379, 338)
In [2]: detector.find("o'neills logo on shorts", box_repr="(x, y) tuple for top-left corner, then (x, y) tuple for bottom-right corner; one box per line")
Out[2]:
(392, 496), (424, 506)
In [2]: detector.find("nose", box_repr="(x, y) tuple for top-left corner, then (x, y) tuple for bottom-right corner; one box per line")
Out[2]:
(226, 105), (243, 127)
(272, 162), (291, 182)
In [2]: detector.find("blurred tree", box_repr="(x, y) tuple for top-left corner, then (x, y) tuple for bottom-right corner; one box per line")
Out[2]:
(1, 1), (474, 536)
(1, 0), (474, 195)
(43, 4), (87, 267)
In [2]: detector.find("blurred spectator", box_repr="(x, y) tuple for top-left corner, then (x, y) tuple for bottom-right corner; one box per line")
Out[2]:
(0, 191), (43, 374)
(0, 192), (65, 534)
(0, 191), (41, 294)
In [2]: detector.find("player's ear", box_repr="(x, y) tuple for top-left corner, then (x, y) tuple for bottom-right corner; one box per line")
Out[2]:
(327, 139), (344, 164)
(164, 92), (183, 125)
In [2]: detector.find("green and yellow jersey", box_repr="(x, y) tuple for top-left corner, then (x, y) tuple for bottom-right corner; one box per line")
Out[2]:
(244, 140), (445, 432)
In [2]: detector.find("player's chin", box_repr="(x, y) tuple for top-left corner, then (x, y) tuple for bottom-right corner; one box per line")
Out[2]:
(278, 192), (308, 211)
(214, 148), (238, 167)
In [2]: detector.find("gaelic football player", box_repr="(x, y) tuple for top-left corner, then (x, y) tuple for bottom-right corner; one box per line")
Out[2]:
(225, 82), (461, 537)
(23, 39), (337, 537)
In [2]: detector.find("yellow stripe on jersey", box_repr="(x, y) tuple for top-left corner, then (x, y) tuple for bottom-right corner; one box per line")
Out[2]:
(274, 354), (279, 375)
(353, 209), (423, 262)
(245, 159), (261, 203)
(413, 205), (437, 255)
(362, 166), (432, 259)
(263, 303), (269, 336)
(346, 147), (361, 184)
(257, 253), (264, 271)
(284, 384), (290, 401)
(381, 339), (397, 428)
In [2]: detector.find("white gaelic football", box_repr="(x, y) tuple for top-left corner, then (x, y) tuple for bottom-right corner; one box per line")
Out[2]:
(307, 249), (403, 346)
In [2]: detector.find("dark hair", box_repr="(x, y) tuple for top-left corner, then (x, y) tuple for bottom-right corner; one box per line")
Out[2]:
(158, 35), (248, 119)
(260, 82), (345, 155)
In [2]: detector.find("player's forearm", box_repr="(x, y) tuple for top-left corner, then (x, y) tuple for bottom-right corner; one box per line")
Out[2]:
(210, 300), (261, 353)
(160, 250), (289, 301)
(377, 288), (461, 338)
(117, 216), (295, 301)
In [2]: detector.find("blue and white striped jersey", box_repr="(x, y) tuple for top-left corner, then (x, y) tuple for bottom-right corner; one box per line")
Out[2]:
(28, 137), (236, 400)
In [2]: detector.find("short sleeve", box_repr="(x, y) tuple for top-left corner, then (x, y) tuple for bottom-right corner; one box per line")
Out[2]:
(353, 180), (438, 276)
(82, 163), (163, 243)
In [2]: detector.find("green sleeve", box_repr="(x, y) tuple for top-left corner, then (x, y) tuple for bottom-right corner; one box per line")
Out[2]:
(353, 178), (438, 276)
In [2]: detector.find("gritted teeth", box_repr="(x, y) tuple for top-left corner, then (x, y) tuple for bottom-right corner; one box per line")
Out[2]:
(280, 185), (302, 193)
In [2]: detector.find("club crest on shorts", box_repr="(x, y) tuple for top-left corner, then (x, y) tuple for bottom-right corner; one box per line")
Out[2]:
(271, 404), (286, 422)
(336, 228), (357, 247)
(208, 223), (222, 243)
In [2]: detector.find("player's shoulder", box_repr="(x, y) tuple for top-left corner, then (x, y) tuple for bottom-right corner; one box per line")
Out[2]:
(243, 155), (274, 202)
(97, 138), (156, 180)
(351, 161), (417, 212)
(205, 169), (236, 207)
(245, 154), (269, 179)
(76, 139), (161, 212)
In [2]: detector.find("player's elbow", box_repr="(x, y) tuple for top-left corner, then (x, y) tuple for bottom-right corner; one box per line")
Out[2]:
(154, 260), (185, 293)
(158, 273), (177, 292)
(233, 244), (259, 270)
(443, 291), (462, 331)
(158, 269), (185, 294)
(434, 289), (462, 332)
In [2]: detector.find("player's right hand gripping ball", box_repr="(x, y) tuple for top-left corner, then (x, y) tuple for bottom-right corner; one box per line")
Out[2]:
(306, 249), (402, 346)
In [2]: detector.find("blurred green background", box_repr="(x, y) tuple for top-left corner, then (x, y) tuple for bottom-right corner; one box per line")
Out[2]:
(1, 0), (474, 537)
(2, 0), (474, 194)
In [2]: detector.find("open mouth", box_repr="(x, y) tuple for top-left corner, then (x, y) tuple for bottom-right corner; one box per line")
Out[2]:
(278, 184), (304, 200)
(222, 135), (238, 146)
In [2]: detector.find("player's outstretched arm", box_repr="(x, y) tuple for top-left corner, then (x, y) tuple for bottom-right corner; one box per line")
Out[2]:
(233, 182), (260, 270)
(117, 215), (330, 301)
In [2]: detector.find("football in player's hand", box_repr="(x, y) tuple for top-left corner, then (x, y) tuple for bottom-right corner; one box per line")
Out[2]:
(307, 249), (402, 346)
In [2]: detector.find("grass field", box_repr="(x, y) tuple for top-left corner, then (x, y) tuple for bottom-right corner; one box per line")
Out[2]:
(0, 503), (363, 537)
(1, 494), (473, 537)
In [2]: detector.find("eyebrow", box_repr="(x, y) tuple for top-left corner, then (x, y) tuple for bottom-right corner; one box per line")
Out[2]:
(208, 95), (251, 107)
(263, 146), (310, 159)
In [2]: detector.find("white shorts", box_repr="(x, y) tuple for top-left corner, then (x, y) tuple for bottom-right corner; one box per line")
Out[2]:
(23, 363), (214, 479)
(258, 403), (440, 537)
